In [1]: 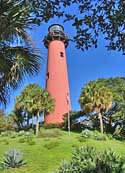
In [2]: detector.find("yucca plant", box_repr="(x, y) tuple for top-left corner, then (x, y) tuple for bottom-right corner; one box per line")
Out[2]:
(54, 146), (125, 173)
(3, 149), (26, 169)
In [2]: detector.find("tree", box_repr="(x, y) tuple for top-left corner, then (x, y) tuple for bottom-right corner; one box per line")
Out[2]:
(79, 81), (113, 133)
(63, 111), (85, 131)
(1, 0), (124, 104)
(15, 84), (55, 135)
(0, 0), (44, 105)
(62, 0), (125, 54)
(96, 77), (125, 135)
(0, 109), (14, 132)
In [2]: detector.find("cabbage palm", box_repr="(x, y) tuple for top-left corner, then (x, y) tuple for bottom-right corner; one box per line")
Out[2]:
(15, 84), (55, 135)
(0, 0), (41, 105)
(79, 81), (113, 133)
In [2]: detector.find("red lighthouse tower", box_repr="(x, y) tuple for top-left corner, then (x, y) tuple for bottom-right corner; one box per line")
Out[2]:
(44, 24), (71, 124)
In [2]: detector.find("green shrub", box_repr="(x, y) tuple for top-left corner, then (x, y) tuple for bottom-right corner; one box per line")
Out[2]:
(54, 146), (125, 173)
(44, 123), (63, 129)
(81, 129), (93, 138)
(17, 130), (25, 137)
(26, 137), (35, 145)
(1, 149), (26, 169)
(77, 137), (87, 142)
(27, 140), (35, 145)
(72, 144), (79, 148)
(0, 131), (13, 137)
(93, 130), (108, 141)
(10, 132), (18, 138)
(80, 129), (109, 141)
(18, 138), (26, 143)
(0, 139), (9, 145)
(44, 141), (59, 149)
(38, 129), (61, 138)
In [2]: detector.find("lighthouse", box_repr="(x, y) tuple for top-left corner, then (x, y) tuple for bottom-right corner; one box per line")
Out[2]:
(44, 24), (71, 124)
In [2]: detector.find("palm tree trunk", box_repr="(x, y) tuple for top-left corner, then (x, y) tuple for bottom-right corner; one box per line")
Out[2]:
(27, 114), (29, 126)
(98, 112), (103, 134)
(36, 111), (40, 136)
(32, 115), (34, 128)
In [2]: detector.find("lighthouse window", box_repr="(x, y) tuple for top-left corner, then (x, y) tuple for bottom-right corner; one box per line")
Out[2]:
(60, 52), (64, 57)
(47, 72), (49, 79)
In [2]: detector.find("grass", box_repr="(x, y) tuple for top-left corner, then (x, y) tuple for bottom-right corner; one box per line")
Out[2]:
(0, 129), (125, 173)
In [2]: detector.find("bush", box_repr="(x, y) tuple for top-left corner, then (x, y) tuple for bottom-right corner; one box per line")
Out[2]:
(10, 132), (18, 138)
(80, 129), (109, 141)
(38, 129), (61, 138)
(18, 138), (26, 143)
(93, 130), (108, 141)
(26, 137), (35, 145)
(81, 129), (93, 138)
(0, 139), (9, 145)
(77, 137), (87, 142)
(54, 146), (125, 173)
(27, 140), (35, 145)
(17, 130), (34, 137)
(44, 123), (63, 129)
(44, 141), (59, 149)
(0, 131), (13, 137)
(17, 130), (25, 137)
(1, 149), (26, 169)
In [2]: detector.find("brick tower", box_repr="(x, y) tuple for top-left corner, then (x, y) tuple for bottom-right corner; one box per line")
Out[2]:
(44, 24), (71, 124)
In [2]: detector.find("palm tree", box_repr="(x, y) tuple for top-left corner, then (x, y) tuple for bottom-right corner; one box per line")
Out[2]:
(15, 84), (55, 135)
(79, 81), (113, 133)
(0, 0), (41, 105)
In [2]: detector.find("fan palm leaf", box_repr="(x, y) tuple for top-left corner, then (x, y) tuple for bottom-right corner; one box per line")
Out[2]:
(79, 81), (113, 133)
(0, 0), (42, 105)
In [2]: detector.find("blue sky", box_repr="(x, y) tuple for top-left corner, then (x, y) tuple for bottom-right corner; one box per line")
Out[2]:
(5, 18), (125, 114)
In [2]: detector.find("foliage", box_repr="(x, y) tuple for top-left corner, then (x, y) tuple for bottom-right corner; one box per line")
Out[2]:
(27, 139), (36, 146)
(0, 130), (125, 173)
(0, 139), (9, 145)
(81, 129), (109, 141)
(44, 141), (59, 149)
(14, 84), (55, 135)
(18, 138), (26, 144)
(54, 146), (125, 173)
(0, 109), (14, 132)
(44, 123), (63, 129)
(1, 0), (124, 54)
(38, 128), (61, 138)
(63, 111), (85, 131)
(0, 0), (42, 105)
(96, 77), (125, 136)
(81, 129), (93, 138)
(79, 81), (113, 133)
(62, 0), (125, 54)
(1, 0), (125, 105)
(1, 149), (26, 169)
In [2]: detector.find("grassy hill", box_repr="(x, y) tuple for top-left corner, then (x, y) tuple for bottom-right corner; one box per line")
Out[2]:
(0, 129), (125, 173)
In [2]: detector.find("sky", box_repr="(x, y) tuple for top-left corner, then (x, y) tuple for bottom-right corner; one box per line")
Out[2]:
(5, 17), (125, 114)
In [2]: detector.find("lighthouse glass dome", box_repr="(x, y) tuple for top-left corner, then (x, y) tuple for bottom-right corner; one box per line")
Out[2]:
(49, 24), (64, 32)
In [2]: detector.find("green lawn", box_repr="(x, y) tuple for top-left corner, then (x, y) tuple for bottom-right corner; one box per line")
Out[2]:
(0, 129), (125, 173)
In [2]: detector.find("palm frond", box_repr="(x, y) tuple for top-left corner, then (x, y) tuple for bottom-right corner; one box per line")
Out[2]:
(0, 45), (41, 105)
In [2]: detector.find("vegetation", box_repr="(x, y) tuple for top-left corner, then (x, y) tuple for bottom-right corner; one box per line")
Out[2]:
(1, 0), (124, 54)
(79, 81), (113, 133)
(62, 0), (125, 54)
(0, 0), (125, 106)
(0, 0), (42, 105)
(0, 129), (125, 173)
(54, 146), (125, 173)
(12, 84), (55, 135)
(1, 1), (125, 172)
(0, 109), (14, 132)
(0, 149), (26, 170)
